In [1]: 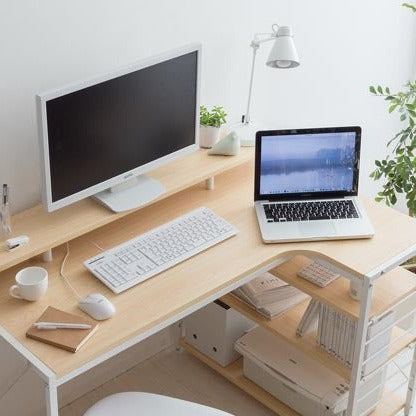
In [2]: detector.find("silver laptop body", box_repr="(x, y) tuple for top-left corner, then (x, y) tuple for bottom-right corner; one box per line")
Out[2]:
(254, 127), (374, 243)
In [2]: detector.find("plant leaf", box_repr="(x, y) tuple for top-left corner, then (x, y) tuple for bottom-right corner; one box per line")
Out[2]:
(402, 2), (416, 12)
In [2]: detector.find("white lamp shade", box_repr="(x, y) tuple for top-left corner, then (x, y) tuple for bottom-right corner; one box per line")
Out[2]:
(266, 26), (300, 69)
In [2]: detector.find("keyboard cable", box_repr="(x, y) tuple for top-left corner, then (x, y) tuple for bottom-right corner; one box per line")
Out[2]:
(60, 239), (106, 300)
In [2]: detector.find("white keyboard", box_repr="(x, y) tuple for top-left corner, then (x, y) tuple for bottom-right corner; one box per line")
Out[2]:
(84, 207), (237, 293)
(297, 261), (340, 287)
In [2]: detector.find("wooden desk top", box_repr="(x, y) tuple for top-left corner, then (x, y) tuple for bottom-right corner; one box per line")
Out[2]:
(0, 148), (253, 273)
(0, 160), (415, 378)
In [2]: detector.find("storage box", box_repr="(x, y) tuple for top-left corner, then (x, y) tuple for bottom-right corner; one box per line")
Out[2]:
(184, 300), (254, 367)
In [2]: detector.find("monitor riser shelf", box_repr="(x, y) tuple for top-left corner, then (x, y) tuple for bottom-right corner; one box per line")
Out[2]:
(0, 148), (253, 273)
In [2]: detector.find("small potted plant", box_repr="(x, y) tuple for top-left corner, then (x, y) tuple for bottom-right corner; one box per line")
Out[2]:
(199, 105), (227, 148)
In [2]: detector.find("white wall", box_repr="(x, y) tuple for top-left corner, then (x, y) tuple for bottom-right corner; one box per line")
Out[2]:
(0, 0), (415, 214)
(0, 1), (415, 414)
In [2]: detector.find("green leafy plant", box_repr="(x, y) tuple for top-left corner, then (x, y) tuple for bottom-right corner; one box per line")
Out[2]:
(200, 105), (227, 127)
(403, 2), (416, 12)
(369, 82), (416, 216)
(369, 3), (416, 217)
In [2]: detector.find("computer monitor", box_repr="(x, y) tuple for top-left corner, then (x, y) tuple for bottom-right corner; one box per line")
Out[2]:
(37, 43), (201, 212)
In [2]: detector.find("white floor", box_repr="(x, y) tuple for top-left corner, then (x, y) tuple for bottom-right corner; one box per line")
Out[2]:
(60, 341), (415, 416)
(59, 347), (275, 416)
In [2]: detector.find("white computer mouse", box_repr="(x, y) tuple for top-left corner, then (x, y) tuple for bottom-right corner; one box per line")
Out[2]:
(78, 293), (116, 320)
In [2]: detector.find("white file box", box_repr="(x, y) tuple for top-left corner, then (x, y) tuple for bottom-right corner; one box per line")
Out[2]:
(184, 300), (254, 367)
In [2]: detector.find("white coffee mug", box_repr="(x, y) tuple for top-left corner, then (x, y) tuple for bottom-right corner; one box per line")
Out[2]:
(9, 267), (48, 301)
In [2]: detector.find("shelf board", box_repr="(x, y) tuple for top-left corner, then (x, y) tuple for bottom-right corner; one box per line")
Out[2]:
(221, 293), (416, 381)
(388, 326), (416, 367)
(0, 148), (253, 273)
(221, 293), (352, 380)
(372, 390), (404, 416)
(181, 339), (405, 416)
(180, 339), (300, 416)
(268, 255), (416, 321)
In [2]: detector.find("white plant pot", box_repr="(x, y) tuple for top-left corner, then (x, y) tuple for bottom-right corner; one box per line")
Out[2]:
(199, 126), (220, 148)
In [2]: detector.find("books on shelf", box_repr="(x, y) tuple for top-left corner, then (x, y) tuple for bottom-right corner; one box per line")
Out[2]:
(233, 272), (309, 319)
(297, 301), (395, 374)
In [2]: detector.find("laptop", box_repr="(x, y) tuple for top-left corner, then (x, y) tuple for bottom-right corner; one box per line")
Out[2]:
(254, 126), (374, 243)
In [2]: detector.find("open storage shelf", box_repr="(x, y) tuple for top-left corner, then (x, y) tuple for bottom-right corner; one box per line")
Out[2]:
(208, 256), (415, 414)
(181, 340), (405, 416)
(268, 255), (416, 321)
(221, 293), (415, 381)
(180, 339), (300, 416)
(220, 256), (416, 381)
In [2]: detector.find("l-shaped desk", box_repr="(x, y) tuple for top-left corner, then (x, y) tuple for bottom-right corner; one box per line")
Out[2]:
(0, 149), (416, 416)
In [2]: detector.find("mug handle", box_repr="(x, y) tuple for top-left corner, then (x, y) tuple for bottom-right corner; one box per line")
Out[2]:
(9, 285), (23, 299)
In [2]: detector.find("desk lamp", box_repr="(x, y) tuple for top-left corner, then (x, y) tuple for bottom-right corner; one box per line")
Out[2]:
(240, 24), (300, 146)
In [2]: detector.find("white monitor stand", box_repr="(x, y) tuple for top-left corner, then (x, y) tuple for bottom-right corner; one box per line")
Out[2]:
(93, 174), (165, 213)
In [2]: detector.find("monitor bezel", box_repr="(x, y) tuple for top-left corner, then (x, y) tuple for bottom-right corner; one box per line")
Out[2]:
(254, 126), (361, 202)
(37, 43), (201, 212)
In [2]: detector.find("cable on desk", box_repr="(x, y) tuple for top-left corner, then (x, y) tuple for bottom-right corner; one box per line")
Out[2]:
(60, 239), (106, 299)
(60, 242), (82, 300)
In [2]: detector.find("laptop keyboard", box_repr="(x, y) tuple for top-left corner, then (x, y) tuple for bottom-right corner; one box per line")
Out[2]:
(263, 200), (359, 223)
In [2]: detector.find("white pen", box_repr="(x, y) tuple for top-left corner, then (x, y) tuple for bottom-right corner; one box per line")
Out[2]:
(34, 322), (92, 330)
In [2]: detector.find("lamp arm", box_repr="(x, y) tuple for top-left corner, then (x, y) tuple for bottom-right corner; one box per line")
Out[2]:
(242, 34), (275, 124)
(242, 45), (258, 124)
(251, 33), (276, 48)
(242, 24), (280, 124)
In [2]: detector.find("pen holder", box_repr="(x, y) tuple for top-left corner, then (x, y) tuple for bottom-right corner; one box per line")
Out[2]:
(0, 203), (12, 241)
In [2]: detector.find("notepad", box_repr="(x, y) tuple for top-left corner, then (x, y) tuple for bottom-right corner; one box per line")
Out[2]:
(26, 306), (99, 353)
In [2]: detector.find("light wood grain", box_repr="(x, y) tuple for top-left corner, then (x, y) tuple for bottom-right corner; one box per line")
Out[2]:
(221, 293), (415, 381)
(222, 294), (351, 379)
(0, 161), (416, 378)
(181, 340), (405, 416)
(180, 340), (300, 416)
(372, 390), (405, 416)
(268, 255), (416, 321)
(0, 148), (254, 273)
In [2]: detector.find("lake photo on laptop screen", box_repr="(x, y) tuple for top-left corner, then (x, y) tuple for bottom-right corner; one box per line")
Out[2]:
(260, 132), (356, 195)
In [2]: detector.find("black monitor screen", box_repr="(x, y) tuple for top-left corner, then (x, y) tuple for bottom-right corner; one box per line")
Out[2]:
(46, 51), (198, 202)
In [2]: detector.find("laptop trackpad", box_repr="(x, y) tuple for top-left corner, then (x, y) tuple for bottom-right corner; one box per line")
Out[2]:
(299, 221), (336, 236)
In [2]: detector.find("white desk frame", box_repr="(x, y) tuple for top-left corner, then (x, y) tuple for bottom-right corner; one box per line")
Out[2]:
(1, 244), (416, 416)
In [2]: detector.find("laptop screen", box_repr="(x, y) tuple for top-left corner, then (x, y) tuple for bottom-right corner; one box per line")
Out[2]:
(255, 127), (361, 201)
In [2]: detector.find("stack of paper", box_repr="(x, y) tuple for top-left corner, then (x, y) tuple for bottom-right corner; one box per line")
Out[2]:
(233, 272), (309, 319)
(297, 300), (395, 373)
(296, 298), (321, 337)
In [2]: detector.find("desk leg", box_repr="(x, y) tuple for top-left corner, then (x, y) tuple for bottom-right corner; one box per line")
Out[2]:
(405, 346), (416, 415)
(45, 379), (58, 416)
(42, 249), (53, 262)
(205, 177), (214, 190)
(347, 276), (374, 416)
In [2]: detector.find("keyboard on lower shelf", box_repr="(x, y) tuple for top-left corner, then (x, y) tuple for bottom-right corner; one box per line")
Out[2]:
(84, 207), (238, 293)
